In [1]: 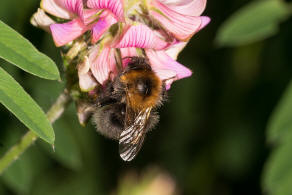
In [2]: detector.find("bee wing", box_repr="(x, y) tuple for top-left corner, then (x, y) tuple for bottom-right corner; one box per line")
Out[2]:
(119, 107), (152, 161)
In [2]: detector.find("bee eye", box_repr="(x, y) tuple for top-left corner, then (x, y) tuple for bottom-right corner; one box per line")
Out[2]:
(136, 79), (151, 96)
(137, 82), (145, 93)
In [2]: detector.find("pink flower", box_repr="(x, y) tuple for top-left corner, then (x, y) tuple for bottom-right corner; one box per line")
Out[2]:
(113, 23), (192, 89)
(83, 0), (210, 90)
(79, 23), (188, 90)
(37, 0), (210, 91)
(148, 0), (210, 41)
(41, 0), (123, 46)
(79, 23), (192, 89)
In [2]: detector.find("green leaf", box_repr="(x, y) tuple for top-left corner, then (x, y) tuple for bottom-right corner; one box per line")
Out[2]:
(262, 80), (292, 194)
(263, 130), (292, 195)
(267, 80), (292, 143)
(0, 67), (55, 144)
(216, 0), (290, 47)
(0, 20), (60, 80)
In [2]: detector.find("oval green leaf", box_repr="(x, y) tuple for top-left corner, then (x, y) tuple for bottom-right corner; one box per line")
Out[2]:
(262, 80), (292, 194)
(0, 67), (55, 144)
(0, 20), (60, 80)
(216, 0), (290, 47)
(267, 80), (292, 143)
(263, 130), (292, 195)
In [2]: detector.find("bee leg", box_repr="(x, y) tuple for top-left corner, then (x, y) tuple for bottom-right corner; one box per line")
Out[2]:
(161, 83), (168, 101)
(92, 103), (126, 140)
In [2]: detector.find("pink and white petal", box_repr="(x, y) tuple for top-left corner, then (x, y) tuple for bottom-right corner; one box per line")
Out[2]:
(78, 72), (97, 92)
(198, 16), (211, 31)
(146, 49), (192, 88)
(78, 56), (91, 74)
(114, 24), (168, 50)
(120, 47), (138, 58)
(41, 0), (73, 19)
(91, 12), (117, 43)
(87, 0), (124, 21)
(84, 8), (100, 24)
(63, 0), (84, 20)
(89, 46), (117, 85)
(50, 18), (89, 47)
(78, 72), (98, 91)
(78, 56), (97, 91)
(150, 0), (204, 41)
(158, 0), (207, 16)
(31, 8), (56, 32)
(155, 68), (177, 90)
(165, 41), (187, 60)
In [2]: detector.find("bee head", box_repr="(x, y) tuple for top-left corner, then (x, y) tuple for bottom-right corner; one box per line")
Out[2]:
(120, 69), (162, 110)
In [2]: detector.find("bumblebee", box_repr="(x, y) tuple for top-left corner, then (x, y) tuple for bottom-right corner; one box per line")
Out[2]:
(92, 57), (166, 161)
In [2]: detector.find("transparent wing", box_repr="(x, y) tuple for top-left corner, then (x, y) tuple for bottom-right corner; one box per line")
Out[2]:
(119, 107), (151, 161)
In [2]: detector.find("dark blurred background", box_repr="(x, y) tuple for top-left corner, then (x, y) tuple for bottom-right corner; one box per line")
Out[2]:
(0, 0), (291, 194)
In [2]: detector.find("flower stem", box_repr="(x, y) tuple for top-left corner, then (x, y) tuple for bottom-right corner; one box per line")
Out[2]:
(0, 89), (72, 175)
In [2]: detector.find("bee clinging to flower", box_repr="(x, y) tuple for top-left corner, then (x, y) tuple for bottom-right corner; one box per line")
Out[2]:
(92, 57), (166, 161)
(31, 0), (210, 161)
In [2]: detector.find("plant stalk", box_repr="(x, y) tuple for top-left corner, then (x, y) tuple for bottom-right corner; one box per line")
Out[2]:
(0, 89), (72, 175)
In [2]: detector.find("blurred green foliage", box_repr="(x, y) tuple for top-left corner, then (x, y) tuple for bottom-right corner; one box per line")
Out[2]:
(262, 80), (292, 195)
(216, 0), (290, 47)
(0, 0), (292, 195)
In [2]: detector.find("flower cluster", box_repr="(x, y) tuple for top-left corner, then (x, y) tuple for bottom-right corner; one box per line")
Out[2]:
(32, 0), (210, 91)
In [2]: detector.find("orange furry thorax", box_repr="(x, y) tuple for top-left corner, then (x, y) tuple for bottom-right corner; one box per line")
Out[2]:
(120, 69), (162, 111)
